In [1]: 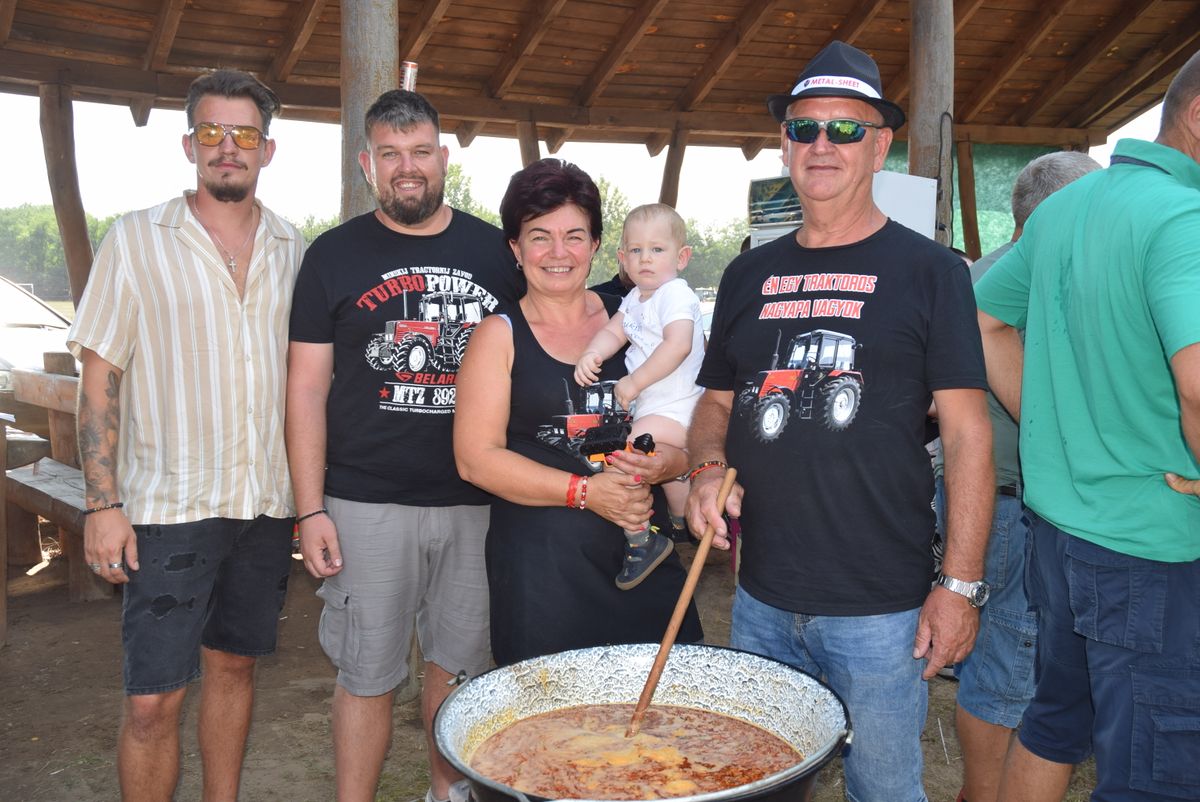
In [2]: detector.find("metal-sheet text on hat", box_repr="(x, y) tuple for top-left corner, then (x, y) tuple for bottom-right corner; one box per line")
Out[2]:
(791, 76), (882, 100)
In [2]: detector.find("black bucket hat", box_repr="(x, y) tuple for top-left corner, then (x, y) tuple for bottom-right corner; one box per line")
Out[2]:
(767, 40), (906, 130)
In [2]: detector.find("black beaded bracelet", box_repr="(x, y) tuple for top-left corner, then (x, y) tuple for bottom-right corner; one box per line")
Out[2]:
(83, 501), (124, 516)
(295, 508), (329, 524)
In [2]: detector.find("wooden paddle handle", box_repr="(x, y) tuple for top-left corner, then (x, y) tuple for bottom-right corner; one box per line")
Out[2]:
(626, 467), (738, 737)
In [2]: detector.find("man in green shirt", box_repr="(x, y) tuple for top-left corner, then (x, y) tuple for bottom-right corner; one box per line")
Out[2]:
(975, 50), (1200, 802)
(936, 150), (1099, 802)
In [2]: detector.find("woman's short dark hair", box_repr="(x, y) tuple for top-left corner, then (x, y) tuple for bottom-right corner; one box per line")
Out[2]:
(500, 158), (603, 244)
(185, 69), (281, 133)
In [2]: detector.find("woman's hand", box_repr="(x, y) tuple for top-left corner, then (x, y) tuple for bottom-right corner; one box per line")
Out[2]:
(608, 442), (687, 486)
(585, 470), (653, 530)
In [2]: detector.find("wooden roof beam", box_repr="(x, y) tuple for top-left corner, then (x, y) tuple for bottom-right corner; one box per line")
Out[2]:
(143, 0), (186, 72)
(129, 94), (154, 127)
(1063, 11), (1200, 128)
(573, 0), (672, 106)
(959, 0), (1073, 122)
(0, 50), (1107, 146)
(456, 120), (485, 148)
(741, 137), (771, 160)
(400, 0), (454, 62)
(676, 0), (780, 111)
(544, 128), (569, 153)
(889, 0), (986, 104)
(0, 0), (17, 46)
(1010, 0), (1158, 125)
(646, 131), (670, 156)
(1069, 36), (1200, 130)
(488, 0), (570, 98)
(270, 0), (327, 82)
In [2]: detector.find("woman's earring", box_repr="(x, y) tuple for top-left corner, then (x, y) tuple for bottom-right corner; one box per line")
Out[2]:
(516, 263), (523, 271)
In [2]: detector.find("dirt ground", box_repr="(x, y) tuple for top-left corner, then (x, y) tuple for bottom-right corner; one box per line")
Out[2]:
(1, 539), (1096, 802)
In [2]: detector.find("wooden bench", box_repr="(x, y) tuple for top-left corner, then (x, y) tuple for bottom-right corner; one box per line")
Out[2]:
(3, 358), (110, 645)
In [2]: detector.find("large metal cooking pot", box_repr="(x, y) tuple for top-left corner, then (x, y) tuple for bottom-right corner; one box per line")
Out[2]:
(434, 643), (851, 802)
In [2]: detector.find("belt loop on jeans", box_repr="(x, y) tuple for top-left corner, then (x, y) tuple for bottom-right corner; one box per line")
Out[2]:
(997, 483), (1021, 498)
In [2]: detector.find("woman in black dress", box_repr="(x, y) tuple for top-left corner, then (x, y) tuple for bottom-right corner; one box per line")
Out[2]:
(454, 158), (703, 666)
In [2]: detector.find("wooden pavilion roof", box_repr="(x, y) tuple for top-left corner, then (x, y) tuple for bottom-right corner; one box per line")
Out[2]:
(1, 0), (1198, 155)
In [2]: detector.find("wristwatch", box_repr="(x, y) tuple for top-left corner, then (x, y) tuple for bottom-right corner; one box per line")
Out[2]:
(936, 574), (990, 608)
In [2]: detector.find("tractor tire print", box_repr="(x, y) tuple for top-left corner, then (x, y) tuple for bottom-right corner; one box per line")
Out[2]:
(754, 393), (791, 442)
(400, 338), (432, 372)
(364, 335), (388, 370)
(822, 376), (862, 431)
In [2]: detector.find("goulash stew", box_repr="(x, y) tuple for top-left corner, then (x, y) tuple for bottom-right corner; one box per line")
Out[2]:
(470, 704), (802, 799)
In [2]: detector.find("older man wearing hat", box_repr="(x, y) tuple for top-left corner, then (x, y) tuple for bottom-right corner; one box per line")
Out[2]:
(686, 41), (994, 801)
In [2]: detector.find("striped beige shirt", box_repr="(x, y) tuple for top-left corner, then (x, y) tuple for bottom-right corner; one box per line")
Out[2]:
(67, 192), (305, 525)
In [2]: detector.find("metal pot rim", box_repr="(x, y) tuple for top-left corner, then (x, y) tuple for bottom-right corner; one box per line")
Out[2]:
(434, 643), (852, 802)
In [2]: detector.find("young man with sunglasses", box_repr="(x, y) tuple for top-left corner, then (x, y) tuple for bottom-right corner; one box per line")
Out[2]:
(686, 41), (993, 802)
(68, 69), (304, 801)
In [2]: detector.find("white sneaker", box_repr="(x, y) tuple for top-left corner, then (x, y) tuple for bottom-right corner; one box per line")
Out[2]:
(449, 780), (473, 802)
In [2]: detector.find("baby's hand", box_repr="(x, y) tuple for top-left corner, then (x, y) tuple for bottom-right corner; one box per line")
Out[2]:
(615, 376), (639, 411)
(574, 352), (603, 386)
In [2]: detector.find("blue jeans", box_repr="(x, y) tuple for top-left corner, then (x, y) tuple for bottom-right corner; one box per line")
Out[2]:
(731, 585), (928, 802)
(935, 478), (1038, 727)
(1020, 511), (1200, 801)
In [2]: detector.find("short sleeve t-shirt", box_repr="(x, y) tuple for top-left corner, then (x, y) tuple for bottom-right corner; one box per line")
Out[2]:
(975, 139), (1200, 562)
(700, 220), (986, 615)
(289, 209), (523, 505)
(618, 277), (705, 420)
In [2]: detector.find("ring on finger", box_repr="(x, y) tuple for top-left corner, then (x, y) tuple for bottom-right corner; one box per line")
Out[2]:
(88, 563), (102, 573)
(108, 562), (124, 570)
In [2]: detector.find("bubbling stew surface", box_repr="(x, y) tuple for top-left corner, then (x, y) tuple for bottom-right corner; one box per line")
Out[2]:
(469, 703), (802, 800)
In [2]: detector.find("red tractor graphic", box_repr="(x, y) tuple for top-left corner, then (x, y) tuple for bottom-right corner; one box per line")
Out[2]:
(537, 380), (634, 468)
(365, 292), (483, 373)
(741, 328), (864, 440)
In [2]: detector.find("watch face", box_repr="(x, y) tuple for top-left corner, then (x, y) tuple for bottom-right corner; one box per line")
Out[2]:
(970, 583), (990, 607)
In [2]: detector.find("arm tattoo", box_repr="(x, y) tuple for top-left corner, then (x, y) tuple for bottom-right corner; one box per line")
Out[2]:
(79, 369), (122, 506)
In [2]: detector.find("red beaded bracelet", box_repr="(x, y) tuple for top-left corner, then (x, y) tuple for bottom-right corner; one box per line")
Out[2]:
(687, 460), (728, 482)
(577, 475), (589, 510)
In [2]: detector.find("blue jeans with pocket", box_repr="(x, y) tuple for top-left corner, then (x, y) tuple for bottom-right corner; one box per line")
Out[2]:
(1019, 511), (1200, 800)
(935, 477), (1039, 726)
(731, 585), (928, 802)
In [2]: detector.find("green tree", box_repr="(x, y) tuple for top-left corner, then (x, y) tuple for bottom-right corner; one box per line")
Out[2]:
(684, 218), (749, 290)
(293, 214), (339, 244)
(591, 177), (632, 281)
(444, 162), (500, 227)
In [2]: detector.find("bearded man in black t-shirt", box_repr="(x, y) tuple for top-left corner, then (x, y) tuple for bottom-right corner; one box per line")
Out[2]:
(285, 90), (522, 802)
(685, 42), (994, 802)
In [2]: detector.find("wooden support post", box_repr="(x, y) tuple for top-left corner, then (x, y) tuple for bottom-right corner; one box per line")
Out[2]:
(1, 420), (8, 646)
(908, 0), (955, 245)
(44, 354), (106, 601)
(340, 0), (398, 222)
(39, 83), (94, 306)
(955, 140), (981, 260)
(658, 127), (689, 208)
(516, 120), (540, 166)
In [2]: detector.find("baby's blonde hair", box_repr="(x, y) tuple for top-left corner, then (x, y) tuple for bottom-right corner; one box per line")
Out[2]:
(621, 203), (688, 248)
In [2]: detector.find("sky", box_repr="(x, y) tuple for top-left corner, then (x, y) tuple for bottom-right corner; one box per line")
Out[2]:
(0, 91), (1161, 228)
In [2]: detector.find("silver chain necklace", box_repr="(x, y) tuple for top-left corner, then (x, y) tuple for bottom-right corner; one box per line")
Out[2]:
(189, 195), (257, 274)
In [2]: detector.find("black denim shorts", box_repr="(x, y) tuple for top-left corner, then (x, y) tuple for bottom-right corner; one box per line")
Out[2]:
(121, 515), (293, 695)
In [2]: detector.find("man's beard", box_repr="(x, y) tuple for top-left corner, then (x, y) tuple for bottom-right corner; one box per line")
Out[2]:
(377, 179), (444, 226)
(204, 177), (251, 203)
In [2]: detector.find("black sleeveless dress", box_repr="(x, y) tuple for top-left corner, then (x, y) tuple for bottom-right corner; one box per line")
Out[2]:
(487, 297), (704, 667)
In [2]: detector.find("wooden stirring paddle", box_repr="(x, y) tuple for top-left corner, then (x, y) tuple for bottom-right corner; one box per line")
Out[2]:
(626, 467), (738, 737)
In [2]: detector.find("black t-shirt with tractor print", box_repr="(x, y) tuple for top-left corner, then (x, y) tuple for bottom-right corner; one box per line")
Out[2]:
(699, 220), (986, 615)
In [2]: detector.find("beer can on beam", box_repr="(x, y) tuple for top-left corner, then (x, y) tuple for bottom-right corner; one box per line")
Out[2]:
(402, 61), (418, 91)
